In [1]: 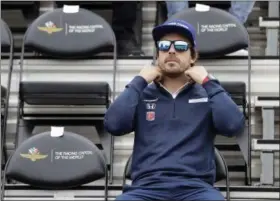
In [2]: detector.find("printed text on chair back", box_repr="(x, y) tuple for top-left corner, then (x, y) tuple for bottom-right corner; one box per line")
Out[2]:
(24, 8), (115, 58)
(6, 131), (106, 188)
(1, 19), (12, 49)
(168, 7), (249, 58)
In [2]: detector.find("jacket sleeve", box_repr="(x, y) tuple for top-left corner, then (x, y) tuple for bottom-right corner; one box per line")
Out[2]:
(203, 80), (245, 137)
(104, 76), (148, 136)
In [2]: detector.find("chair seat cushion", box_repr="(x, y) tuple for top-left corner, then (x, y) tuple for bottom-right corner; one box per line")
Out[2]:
(6, 131), (106, 189)
(20, 81), (111, 105)
(220, 82), (246, 106)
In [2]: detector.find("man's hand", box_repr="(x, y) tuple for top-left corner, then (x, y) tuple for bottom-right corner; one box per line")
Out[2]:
(139, 66), (162, 84)
(184, 66), (208, 85)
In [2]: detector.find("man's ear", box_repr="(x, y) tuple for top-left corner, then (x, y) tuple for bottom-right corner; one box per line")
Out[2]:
(190, 59), (196, 65)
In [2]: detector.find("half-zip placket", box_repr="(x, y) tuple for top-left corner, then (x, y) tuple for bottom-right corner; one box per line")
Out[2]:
(159, 83), (193, 118)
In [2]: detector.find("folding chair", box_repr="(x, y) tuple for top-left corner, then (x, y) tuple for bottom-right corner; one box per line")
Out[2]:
(1, 19), (14, 172)
(1, 6), (118, 200)
(123, 147), (230, 201)
(215, 81), (248, 182)
(153, 4), (252, 185)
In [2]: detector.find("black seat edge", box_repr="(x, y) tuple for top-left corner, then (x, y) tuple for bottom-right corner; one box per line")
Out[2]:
(20, 81), (111, 106)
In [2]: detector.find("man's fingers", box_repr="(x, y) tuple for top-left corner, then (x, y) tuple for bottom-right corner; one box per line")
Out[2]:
(155, 66), (162, 72)
(155, 73), (162, 82)
(186, 75), (192, 81)
(156, 68), (163, 80)
(184, 69), (191, 76)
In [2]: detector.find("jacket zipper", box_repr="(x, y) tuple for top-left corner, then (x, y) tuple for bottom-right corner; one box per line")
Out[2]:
(171, 85), (193, 118)
(160, 84), (193, 119)
(173, 99), (176, 118)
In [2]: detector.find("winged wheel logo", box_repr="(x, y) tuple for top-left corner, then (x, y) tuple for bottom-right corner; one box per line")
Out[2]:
(20, 147), (48, 162)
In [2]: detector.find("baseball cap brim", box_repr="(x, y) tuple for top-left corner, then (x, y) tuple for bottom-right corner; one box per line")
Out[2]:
(152, 24), (195, 47)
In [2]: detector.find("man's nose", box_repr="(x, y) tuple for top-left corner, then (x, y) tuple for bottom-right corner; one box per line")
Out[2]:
(168, 44), (176, 54)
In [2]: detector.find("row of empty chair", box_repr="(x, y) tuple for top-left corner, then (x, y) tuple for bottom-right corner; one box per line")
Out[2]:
(1, 1), (279, 56)
(0, 3), (279, 201)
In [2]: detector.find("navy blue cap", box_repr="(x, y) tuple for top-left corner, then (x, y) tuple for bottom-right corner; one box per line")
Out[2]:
(152, 19), (197, 47)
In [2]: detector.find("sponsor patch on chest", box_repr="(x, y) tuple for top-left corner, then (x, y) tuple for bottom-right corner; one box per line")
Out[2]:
(146, 111), (155, 121)
(188, 97), (208, 103)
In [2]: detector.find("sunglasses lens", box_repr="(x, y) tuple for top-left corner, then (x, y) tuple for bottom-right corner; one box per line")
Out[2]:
(174, 41), (189, 51)
(158, 41), (171, 51)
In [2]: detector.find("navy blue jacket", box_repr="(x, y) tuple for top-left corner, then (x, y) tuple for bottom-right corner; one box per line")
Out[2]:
(104, 76), (245, 186)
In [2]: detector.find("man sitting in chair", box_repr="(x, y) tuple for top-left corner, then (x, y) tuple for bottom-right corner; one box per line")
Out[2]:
(104, 19), (245, 200)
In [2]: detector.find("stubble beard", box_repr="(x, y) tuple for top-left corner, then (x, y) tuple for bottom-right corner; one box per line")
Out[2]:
(161, 63), (189, 78)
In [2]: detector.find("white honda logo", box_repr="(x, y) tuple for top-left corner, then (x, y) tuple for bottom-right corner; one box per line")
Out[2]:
(146, 103), (156, 110)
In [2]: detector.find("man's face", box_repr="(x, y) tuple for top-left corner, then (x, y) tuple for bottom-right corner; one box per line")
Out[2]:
(157, 33), (196, 78)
